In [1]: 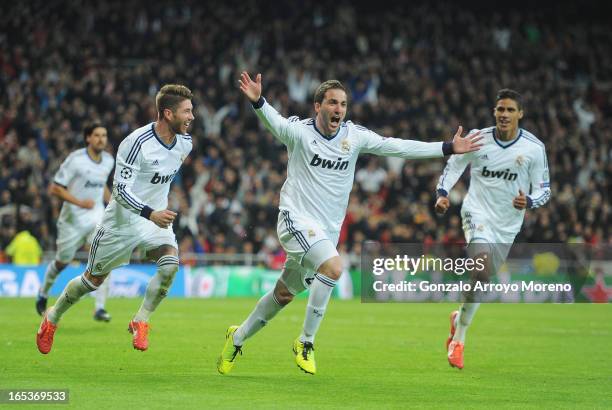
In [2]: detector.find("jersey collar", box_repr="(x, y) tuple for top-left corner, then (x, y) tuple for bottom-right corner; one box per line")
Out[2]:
(85, 147), (103, 164)
(152, 123), (177, 150)
(313, 121), (343, 141)
(493, 128), (522, 149)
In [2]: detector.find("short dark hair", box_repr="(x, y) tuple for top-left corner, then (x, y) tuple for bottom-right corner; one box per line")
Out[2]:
(156, 84), (193, 117)
(496, 89), (523, 110)
(83, 123), (104, 143)
(314, 80), (348, 104)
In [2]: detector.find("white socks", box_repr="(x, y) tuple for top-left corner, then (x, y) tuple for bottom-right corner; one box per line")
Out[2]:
(47, 275), (98, 324)
(300, 273), (336, 344)
(41, 261), (110, 311)
(133, 255), (178, 322)
(232, 271), (338, 346)
(95, 276), (110, 310)
(453, 302), (480, 343)
(233, 290), (284, 346)
(40, 261), (62, 297)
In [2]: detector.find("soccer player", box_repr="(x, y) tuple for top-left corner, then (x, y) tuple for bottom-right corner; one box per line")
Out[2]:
(36, 124), (115, 322)
(36, 84), (194, 354)
(435, 89), (551, 369)
(217, 72), (483, 375)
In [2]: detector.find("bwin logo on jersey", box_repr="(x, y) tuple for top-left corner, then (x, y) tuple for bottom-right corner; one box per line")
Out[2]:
(481, 166), (518, 181)
(151, 170), (178, 184)
(84, 180), (104, 188)
(309, 154), (349, 171)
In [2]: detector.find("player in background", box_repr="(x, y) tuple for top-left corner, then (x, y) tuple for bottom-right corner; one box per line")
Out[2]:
(36, 84), (194, 354)
(36, 124), (115, 322)
(435, 89), (551, 369)
(217, 72), (483, 375)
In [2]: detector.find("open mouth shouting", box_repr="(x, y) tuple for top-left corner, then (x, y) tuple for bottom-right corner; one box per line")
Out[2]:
(330, 114), (341, 129)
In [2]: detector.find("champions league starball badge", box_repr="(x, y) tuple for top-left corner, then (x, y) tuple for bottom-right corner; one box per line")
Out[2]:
(120, 167), (133, 179)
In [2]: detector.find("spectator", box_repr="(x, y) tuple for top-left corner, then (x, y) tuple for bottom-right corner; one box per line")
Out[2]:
(355, 158), (387, 194)
(6, 224), (43, 265)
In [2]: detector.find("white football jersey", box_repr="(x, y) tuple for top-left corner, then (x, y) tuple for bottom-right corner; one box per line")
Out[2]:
(53, 148), (114, 228)
(103, 122), (192, 227)
(437, 126), (551, 236)
(254, 98), (446, 233)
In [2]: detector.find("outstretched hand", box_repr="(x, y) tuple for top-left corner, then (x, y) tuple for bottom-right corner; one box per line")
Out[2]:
(238, 71), (262, 103)
(451, 127), (483, 154)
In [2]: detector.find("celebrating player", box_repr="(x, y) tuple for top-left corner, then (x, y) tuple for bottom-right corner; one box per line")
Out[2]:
(435, 89), (551, 369)
(36, 124), (115, 322)
(217, 72), (483, 375)
(36, 84), (194, 354)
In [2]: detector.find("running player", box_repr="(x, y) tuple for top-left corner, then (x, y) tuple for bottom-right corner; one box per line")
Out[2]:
(36, 124), (115, 322)
(435, 89), (551, 369)
(36, 84), (194, 354)
(217, 72), (482, 375)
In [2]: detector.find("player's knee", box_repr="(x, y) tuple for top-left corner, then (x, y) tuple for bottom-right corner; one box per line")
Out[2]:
(55, 261), (68, 271)
(273, 281), (294, 306)
(156, 255), (179, 286)
(318, 256), (343, 281)
(274, 291), (294, 306)
(84, 270), (107, 287)
(473, 252), (491, 282)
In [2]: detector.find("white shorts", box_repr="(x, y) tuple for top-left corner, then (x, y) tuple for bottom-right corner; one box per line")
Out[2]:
(462, 211), (516, 275)
(86, 219), (178, 276)
(277, 210), (339, 295)
(55, 221), (97, 264)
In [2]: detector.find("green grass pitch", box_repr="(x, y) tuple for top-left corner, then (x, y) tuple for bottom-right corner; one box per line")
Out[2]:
(1, 298), (611, 408)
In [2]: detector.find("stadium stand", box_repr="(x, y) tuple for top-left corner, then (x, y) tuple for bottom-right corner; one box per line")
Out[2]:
(0, 1), (610, 265)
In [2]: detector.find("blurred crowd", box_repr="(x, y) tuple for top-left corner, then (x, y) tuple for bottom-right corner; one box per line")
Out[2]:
(0, 1), (610, 266)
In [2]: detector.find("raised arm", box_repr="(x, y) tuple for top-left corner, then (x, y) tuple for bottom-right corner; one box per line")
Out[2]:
(239, 71), (300, 148)
(239, 71), (262, 103)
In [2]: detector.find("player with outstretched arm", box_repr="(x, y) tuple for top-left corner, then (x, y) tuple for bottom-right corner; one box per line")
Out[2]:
(217, 72), (483, 375)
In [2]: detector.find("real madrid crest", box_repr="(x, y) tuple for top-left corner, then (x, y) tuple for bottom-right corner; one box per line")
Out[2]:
(341, 138), (350, 153)
(515, 155), (525, 166)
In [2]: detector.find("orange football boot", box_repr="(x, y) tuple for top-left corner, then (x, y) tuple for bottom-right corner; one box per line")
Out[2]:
(36, 314), (58, 354)
(128, 321), (150, 351)
(447, 340), (464, 369)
